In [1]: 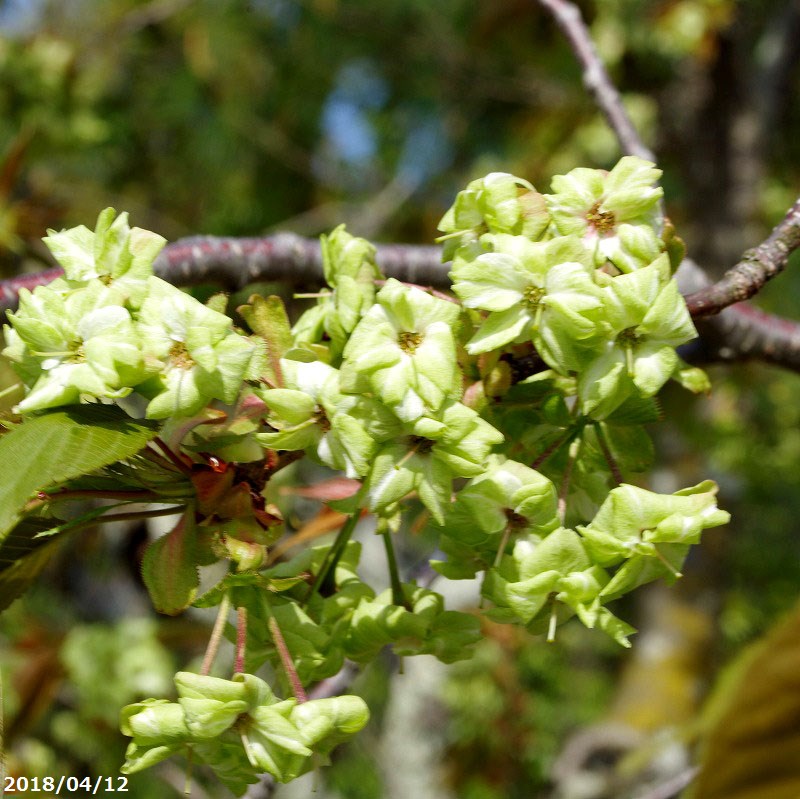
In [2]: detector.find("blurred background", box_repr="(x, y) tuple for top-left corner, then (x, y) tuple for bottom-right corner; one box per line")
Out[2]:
(2, 1), (800, 797)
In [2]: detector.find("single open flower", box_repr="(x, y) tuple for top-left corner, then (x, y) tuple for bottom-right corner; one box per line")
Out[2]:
(546, 156), (664, 273)
(4, 281), (146, 412)
(578, 256), (697, 418)
(340, 278), (462, 421)
(451, 233), (603, 369)
(137, 277), (257, 419)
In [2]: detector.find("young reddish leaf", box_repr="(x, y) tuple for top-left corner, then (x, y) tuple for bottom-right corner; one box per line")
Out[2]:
(280, 477), (361, 502)
(141, 508), (199, 615)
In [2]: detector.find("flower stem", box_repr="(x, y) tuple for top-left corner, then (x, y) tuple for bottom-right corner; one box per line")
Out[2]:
(201, 592), (232, 676)
(653, 546), (683, 578)
(304, 512), (360, 605)
(557, 437), (582, 524)
(0, 382), (22, 400)
(234, 606), (247, 674)
(153, 436), (193, 476)
(493, 525), (513, 568)
(381, 529), (409, 610)
(547, 598), (559, 643)
(593, 423), (623, 486)
(531, 428), (579, 471)
(261, 596), (308, 703)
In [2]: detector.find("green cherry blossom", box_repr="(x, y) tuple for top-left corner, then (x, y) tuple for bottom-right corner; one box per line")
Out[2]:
(340, 278), (462, 421)
(4, 281), (146, 413)
(450, 233), (603, 368)
(482, 527), (635, 646)
(256, 358), (389, 479)
(292, 225), (383, 359)
(432, 457), (559, 579)
(577, 481), (730, 598)
(578, 256), (697, 418)
(437, 172), (551, 259)
(546, 156), (664, 272)
(43, 207), (166, 308)
(363, 401), (504, 523)
(137, 277), (257, 419)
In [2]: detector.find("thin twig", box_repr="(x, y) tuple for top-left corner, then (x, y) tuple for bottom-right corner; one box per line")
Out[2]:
(153, 436), (194, 476)
(304, 512), (360, 605)
(557, 438), (582, 524)
(531, 428), (578, 471)
(381, 529), (409, 610)
(536, 0), (655, 161)
(76, 505), (184, 526)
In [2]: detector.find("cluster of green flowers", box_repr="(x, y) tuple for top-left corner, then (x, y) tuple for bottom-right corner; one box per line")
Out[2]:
(121, 671), (369, 791)
(1, 157), (730, 790)
(3, 208), (261, 418)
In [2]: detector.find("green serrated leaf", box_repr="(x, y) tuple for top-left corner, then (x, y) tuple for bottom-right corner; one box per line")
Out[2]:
(142, 509), (199, 615)
(603, 393), (663, 425)
(0, 405), (158, 539)
(598, 423), (654, 473)
(237, 295), (292, 386)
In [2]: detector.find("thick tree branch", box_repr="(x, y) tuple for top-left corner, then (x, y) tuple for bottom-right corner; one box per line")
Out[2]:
(684, 196), (800, 317)
(535, 0), (656, 162)
(688, 304), (800, 372)
(0, 234), (446, 314)
(4, 229), (800, 373)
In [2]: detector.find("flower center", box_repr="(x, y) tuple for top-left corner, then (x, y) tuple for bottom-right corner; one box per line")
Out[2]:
(169, 340), (195, 369)
(523, 284), (545, 309)
(67, 339), (85, 363)
(398, 331), (423, 354)
(504, 508), (528, 530)
(407, 435), (435, 455)
(617, 327), (640, 346)
(314, 405), (331, 433)
(586, 201), (616, 235)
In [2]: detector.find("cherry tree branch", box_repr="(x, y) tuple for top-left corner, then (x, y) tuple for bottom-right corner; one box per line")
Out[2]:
(684, 196), (800, 317)
(2, 1), (800, 374)
(4, 229), (800, 373)
(0, 234), (445, 314)
(535, 0), (655, 162)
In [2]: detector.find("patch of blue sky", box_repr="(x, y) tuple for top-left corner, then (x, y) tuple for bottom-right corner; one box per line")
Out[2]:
(321, 59), (388, 167)
(0, 0), (45, 35)
(397, 114), (453, 187)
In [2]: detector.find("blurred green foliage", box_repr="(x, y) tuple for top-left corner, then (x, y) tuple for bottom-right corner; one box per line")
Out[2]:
(3, 0), (800, 796)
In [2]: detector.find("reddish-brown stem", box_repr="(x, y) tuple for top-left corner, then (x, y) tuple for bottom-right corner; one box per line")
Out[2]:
(201, 593), (232, 676)
(267, 613), (308, 703)
(531, 429), (578, 471)
(234, 606), (247, 674)
(536, 0), (656, 162)
(593, 424), (623, 486)
(558, 438), (581, 524)
(152, 436), (194, 476)
(684, 196), (800, 317)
